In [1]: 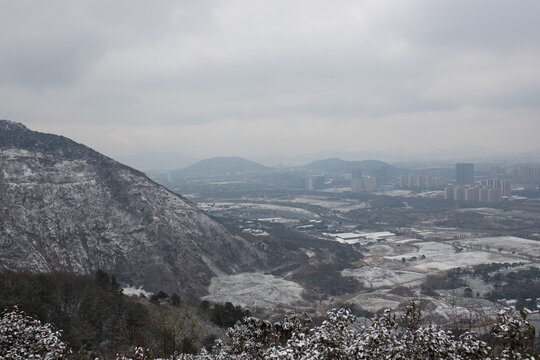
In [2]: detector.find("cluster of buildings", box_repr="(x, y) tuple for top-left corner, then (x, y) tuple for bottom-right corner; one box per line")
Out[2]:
(399, 174), (446, 189)
(444, 164), (512, 203)
(351, 169), (377, 193)
(351, 176), (377, 192)
(445, 179), (511, 202)
(512, 164), (540, 185)
(304, 175), (325, 190)
(300, 162), (528, 199)
(480, 179), (512, 196)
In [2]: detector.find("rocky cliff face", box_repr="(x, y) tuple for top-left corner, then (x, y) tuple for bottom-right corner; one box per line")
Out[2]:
(0, 120), (263, 297)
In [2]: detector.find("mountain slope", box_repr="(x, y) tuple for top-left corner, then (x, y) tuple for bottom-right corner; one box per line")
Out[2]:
(0, 120), (262, 297)
(176, 156), (269, 175)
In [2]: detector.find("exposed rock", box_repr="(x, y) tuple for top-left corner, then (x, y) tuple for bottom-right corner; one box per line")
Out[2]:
(0, 120), (263, 297)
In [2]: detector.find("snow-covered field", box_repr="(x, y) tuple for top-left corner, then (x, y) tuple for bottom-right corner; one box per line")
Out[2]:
(346, 290), (404, 313)
(201, 235), (539, 327)
(339, 235), (540, 322)
(456, 236), (540, 258)
(363, 243), (395, 255)
(342, 267), (425, 288)
(409, 227), (477, 240)
(346, 288), (502, 324)
(384, 239), (532, 271)
(284, 196), (370, 212)
(202, 273), (308, 310)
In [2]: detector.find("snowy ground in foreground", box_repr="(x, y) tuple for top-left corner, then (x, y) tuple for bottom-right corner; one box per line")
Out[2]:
(201, 236), (539, 326)
(202, 273), (308, 310)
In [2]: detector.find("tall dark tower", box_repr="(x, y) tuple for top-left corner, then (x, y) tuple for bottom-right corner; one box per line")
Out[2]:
(352, 168), (363, 179)
(456, 163), (474, 185)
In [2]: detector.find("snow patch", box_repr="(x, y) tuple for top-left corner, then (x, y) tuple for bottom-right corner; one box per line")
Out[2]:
(122, 286), (152, 298)
(202, 273), (306, 310)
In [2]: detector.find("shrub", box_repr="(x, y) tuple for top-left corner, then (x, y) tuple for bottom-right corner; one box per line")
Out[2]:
(0, 306), (70, 359)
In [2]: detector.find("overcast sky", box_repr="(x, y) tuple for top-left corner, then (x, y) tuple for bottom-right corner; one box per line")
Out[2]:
(1, 0), (539, 162)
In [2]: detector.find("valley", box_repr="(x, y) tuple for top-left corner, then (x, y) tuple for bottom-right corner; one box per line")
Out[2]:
(151, 166), (540, 332)
(1, 121), (539, 356)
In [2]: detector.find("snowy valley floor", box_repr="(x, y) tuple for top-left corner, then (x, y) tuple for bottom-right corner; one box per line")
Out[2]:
(203, 235), (540, 329)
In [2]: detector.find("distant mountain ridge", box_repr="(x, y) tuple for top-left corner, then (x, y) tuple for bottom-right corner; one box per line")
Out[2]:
(304, 157), (401, 175)
(176, 156), (270, 175)
(0, 120), (262, 297)
(117, 152), (197, 171)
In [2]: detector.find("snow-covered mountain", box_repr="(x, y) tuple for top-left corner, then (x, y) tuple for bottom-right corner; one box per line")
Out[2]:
(0, 120), (262, 297)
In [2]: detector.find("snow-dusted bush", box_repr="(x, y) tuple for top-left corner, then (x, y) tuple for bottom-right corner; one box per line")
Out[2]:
(490, 308), (537, 360)
(118, 304), (538, 360)
(266, 306), (490, 360)
(0, 306), (70, 359)
(116, 346), (151, 360)
(210, 312), (311, 359)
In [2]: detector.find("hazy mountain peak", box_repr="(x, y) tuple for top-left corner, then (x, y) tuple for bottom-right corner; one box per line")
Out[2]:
(177, 156), (270, 175)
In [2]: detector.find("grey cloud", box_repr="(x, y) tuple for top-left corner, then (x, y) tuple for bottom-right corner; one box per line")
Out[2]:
(0, 3), (104, 87)
(1, 0), (539, 158)
(0, 0), (206, 88)
(0, 33), (103, 88)
(389, 0), (540, 51)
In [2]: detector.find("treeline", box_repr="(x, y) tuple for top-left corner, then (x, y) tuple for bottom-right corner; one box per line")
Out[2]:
(0, 270), (250, 359)
(486, 266), (540, 309)
(453, 263), (540, 308)
(0, 269), (146, 357)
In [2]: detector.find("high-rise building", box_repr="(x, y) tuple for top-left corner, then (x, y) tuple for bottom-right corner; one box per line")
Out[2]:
(351, 176), (377, 192)
(501, 180), (511, 197)
(408, 174), (417, 187)
(374, 166), (387, 185)
(481, 178), (512, 197)
(399, 175), (408, 187)
(417, 175), (426, 188)
(426, 176), (436, 189)
(512, 164), (540, 185)
(352, 169), (363, 179)
(445, 186), (455, 200)
(454, 186), (466, 201)
(363, 177), (377, 191)
(305, 175), (325, 190)
(487, 188), (502, 202)
(479, 188), (489, 202)
(456, 163), (474, 185)
(465, 186), (479, 201)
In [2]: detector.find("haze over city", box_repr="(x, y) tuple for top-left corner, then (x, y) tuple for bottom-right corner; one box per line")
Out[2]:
(1, 0), (540, 163)
(2, 2), (540, 357)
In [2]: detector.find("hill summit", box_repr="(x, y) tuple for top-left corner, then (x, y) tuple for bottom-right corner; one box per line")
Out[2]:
(177, 156), (269, 175)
